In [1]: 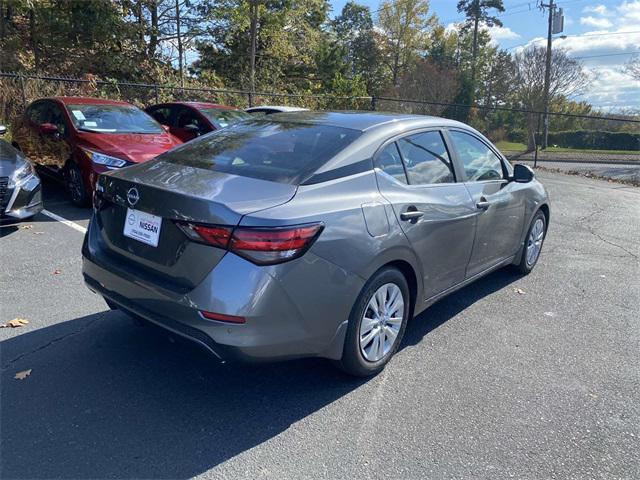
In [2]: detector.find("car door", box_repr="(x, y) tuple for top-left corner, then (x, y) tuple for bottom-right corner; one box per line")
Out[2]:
(446, 129), (525, 278)
(18, 100), (71, 169)
(172, 107), (209, 142)
(375, 130), (478, 300)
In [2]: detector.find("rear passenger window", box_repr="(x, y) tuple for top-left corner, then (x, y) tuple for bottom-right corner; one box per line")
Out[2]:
(375, 143), (407, 184)
(397, 131), (455, 185)
(449, 131), (504, 181)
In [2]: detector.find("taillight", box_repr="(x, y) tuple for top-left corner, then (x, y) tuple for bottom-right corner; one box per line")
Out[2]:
(199, 310), (246, 324)
(178, 223), (233, 248)
(177, 222), (324, 265)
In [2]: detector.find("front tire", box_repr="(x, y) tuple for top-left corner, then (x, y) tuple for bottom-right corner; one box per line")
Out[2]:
(514, 210), (547, 274)
(65, 162), (89, 207)
(338, 267), (410, 377)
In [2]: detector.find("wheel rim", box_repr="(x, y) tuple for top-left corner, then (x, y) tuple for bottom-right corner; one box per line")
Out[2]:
(526, 218), (545, 266)
(68, 167), (83, 202)
(359, 283), (404, 362)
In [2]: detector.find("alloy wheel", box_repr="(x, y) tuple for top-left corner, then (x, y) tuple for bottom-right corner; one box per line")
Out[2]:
(526, 218), (545, 266)
(359, 283), (404, 362)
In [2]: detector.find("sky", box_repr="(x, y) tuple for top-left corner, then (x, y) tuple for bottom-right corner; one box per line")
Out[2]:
(328, 0), (640, 111)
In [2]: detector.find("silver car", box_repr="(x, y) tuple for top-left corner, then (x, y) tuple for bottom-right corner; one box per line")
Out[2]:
(82, 112), (549, 376)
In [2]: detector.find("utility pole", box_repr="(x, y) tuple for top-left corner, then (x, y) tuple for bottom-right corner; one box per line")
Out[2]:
(540, 0), (561, 149)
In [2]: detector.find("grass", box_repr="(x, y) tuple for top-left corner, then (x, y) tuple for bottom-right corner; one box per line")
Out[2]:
(495, 140), (638, 156)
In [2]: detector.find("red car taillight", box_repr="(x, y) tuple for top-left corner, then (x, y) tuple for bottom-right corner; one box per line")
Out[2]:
(177, 222), (324, 265)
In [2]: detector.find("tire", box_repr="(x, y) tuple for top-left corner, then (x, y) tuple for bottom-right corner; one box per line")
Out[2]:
(337, 267), (410, 377)
(513, 210), (547, 274)
(65, 161), (89, 207)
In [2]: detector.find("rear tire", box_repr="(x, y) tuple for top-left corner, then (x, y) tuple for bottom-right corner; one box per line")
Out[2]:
(65, 161), (89, 207)
(337, 267), (410, 377)
(513, 210), (547, 274)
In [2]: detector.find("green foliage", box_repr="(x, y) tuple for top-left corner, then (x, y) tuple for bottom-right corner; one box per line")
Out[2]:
(547, 130), (640, 152)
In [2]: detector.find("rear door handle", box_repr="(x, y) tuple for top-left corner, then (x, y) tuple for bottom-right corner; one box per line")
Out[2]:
(476, 200), (491, 210)
(400, 210), (424, 221)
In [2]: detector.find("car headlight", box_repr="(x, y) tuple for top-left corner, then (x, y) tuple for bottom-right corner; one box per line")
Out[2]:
(10, 160), (35, 187)
(80, 148), (128, 168)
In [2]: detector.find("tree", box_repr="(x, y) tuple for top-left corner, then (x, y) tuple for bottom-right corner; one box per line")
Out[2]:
(377, 0), (436, 86)
(395, 59), (459, 115)
(332, 1), (388, 95)
(456, 0), (504, 99)
(513, 46), (589, 149)
(195, 0), (330, 92)
(624, 55), (640, 81)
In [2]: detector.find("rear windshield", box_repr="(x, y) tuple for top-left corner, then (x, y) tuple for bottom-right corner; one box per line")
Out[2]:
(66, 104), (163, 134)
(200, 108), (251, 128)
(160, 120), (361, 184)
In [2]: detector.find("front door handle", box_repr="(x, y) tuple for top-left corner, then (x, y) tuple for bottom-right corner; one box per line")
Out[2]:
(476, 200), (491, 210)
(400, 210), (424, 221)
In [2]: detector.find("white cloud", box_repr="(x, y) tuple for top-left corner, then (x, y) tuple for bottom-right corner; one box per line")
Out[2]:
(616, 0), (640, 26)
(582, 5), (612, 16)
(486, 25), (520, 41)
(580, 16), (613, 28)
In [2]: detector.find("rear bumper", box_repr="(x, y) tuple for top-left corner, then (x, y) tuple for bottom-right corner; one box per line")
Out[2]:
(82, 215), (360, 363)
(1, 174), (43, 219)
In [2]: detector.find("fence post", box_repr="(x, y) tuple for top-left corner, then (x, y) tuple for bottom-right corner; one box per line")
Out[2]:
(154, 84), (159, 104)
(370, 96), (376, 111)
(247, 92), (253, 108)
(19, 74), (27, 108)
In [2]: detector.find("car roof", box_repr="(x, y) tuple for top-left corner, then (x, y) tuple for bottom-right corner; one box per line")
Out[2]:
(264, 111), (468, 132)
(246, 106), (309, 112)
(153, 101), (238, 110)
(48, 97), (134, 106)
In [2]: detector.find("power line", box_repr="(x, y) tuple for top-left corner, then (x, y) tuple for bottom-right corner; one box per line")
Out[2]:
(573, 51), (640, 60)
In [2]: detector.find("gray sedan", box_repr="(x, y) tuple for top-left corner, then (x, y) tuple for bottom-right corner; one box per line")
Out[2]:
(0, 125), (43, 220)
(82, 112), (549, 376)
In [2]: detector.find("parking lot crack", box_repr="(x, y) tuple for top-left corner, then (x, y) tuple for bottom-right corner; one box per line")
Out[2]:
(1, 317), (102, 370)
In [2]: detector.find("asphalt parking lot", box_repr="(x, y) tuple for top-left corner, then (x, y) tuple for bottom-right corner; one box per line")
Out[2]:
(1, 171), (639, 480)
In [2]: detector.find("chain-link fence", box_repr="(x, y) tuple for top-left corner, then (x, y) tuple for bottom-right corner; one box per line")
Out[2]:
(2, 71), (639, 167)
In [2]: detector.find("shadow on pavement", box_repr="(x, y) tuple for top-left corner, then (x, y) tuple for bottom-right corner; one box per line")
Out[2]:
(0, 268), (520, 479)
(402, 268), (519, 349)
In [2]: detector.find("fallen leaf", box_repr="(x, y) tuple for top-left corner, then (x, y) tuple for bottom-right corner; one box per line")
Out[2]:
(0, 318), (30, 328)
(513, 287), (526, 295)
(53, 269), (63, 275)
(19, 224), (33, 230)
(14, 369), (32, 380)
(544, 312), (556, 317)
(33, 231), (44, 235)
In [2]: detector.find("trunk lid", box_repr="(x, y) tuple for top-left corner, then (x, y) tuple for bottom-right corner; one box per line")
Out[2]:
(93, 160), (297, 291)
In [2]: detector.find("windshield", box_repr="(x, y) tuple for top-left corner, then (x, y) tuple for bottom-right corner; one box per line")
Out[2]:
(66, 104), (163, 134)
(200, 108), (251, 129)
(160, 120), (361, 184)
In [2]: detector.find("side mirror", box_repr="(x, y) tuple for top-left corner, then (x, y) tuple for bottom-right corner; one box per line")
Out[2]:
(513, 164), (535, 183)
(39, 123), (59, 136)
(0, 125), (6, 136)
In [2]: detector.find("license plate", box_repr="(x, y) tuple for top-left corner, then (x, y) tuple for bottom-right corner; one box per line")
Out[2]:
(123, 208), (162, 247)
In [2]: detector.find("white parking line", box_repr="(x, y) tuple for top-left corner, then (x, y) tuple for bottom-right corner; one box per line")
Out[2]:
(41, 209), (87, 234)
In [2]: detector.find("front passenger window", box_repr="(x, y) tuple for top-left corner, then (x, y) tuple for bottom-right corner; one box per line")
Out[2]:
(449, 131), (504, 181)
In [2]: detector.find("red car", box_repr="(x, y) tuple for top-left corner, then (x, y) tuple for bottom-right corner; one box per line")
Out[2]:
(11, 97), (182, 206)
(145, 102), (251, 142)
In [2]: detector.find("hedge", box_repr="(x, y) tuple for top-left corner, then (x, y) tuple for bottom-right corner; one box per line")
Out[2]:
(548, 130), (640, 151)
(507, 130), (640, 151)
